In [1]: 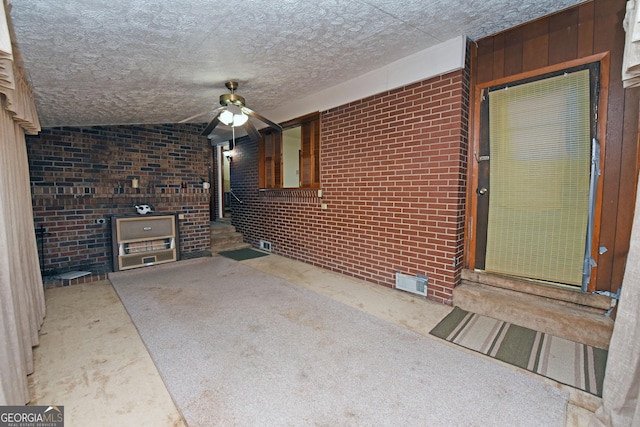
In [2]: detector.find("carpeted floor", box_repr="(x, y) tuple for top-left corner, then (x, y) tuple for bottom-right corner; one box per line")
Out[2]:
(110, 257), (569, 426)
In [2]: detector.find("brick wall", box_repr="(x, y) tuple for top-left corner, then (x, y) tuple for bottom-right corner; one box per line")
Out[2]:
(27, 124), (212, 276)
(232, 70), (469, 304)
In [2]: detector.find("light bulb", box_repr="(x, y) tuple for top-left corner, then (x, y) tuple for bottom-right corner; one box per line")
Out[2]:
(232, 113), (248, 126)
(219, 109), (234, 125)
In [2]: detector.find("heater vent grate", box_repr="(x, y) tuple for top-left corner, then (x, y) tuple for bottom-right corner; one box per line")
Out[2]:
(395, 272), (428, 296)
(259, 240), (272, 252)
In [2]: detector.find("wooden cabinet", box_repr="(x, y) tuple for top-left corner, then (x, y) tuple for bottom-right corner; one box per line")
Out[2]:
(111, 214), (179, 271)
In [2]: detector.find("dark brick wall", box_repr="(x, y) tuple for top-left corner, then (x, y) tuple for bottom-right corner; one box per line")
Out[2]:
(231, 70), (469, 304)
(27, 123), (212, 275)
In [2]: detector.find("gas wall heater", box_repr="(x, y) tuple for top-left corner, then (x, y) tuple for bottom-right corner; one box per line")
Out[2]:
(395, 272), (428, 297)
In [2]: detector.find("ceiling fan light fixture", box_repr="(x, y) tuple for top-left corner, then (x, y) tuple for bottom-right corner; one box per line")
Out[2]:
(219, 109), (234, 125)
(219, 109), (248, 127)
(232, 112), (248, 126)
(198, 81), (282, 138)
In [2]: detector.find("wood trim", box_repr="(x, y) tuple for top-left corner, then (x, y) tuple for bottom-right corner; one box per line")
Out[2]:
(259, 130), (283, 189)
(592, 0), (630, 293)
(473, 86), (490, 270)
(548, 6), (579, 65)
(464, 41), (480, 269)
(503, 26), (523, 76)
(522, 19), (549, 71)
(258, 132), (265, 188)
(476, 52), (609, 90)
(277, 131), (283, 188)
(576, 2), (595, 58)
(588, 52), (610, 291)
(610, 85), (640, 287)
(280, 111), (320, 129)
(260, 112), (321, 190)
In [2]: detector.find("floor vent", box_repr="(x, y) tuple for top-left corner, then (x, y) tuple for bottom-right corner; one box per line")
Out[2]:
(395, 272), (428, 297)
(259, 240), (272, 252)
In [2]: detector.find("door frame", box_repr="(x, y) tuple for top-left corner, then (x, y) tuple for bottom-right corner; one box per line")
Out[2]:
(214, 143), (231, 220)
(465, 52), (610, 292)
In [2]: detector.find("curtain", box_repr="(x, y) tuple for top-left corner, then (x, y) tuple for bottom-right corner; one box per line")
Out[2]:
(0, 0), (45, 406)
(590, 171), (640, 426)
(592, 3), (640, 421)
(623, 0), (640, 87)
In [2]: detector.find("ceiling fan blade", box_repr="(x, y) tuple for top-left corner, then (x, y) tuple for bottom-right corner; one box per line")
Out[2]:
(244, 121), (261, 143)
(182, 105), (225, 125)
(201, 113), (222, 136)
(241, 106), (283, 132)
(179, 110), (213, 123)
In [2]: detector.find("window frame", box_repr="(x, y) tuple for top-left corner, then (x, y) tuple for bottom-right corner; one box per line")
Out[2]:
(259, 112), (320, 189)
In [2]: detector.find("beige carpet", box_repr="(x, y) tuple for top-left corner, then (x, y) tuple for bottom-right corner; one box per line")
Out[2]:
(110, 256), (569, 426)
(27, 281), (186, 427)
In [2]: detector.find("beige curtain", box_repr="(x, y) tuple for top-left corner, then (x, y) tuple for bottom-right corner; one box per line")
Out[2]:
(623, 0), (640, 87)
(590, 171), (640, 426)
(0, 0), (45, 405)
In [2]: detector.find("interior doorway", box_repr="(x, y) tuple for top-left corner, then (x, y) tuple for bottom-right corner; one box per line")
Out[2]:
(214, 143), (232, 221)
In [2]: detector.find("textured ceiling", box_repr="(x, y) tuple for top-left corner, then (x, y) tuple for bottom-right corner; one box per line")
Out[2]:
(9, 0), (585, 129)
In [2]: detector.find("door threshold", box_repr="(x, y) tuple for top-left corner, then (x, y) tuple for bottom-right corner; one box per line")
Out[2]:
(462, 269), (613, 312)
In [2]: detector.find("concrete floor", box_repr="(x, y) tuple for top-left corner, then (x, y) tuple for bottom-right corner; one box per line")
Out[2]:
(28, 253), (598, 426)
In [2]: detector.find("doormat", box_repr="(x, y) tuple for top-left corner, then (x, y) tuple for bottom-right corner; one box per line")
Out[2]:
(430, 307), (608, 396)
(218, 248), (270, 261)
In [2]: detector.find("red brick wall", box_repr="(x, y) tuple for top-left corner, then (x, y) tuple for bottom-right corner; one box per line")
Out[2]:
(27, 124), (212, 275)
(233, 70), (469, 304)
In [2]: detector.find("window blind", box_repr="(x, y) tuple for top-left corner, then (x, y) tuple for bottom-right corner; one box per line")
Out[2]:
(485, 69), (591, 286)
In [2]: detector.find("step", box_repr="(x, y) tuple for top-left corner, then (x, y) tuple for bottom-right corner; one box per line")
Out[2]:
(210, 221), (236, 234)
(211, 241), (252, 253)
(210, 220), (250, 254)
(211, 230), (244, 245)
(453, 280), (614, 349)
(461, 269), (612, 312)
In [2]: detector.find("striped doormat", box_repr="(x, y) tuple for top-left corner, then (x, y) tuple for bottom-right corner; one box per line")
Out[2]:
(430, 307), (608, 396)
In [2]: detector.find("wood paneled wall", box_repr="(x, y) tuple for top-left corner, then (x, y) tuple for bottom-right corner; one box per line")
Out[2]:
(470, 0), (639, 293)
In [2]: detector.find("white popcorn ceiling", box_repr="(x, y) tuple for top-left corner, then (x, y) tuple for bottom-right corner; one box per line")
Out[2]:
(9, 0), (585, 128)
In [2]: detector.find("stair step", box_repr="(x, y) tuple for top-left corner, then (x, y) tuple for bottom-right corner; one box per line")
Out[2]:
(211, 231), (244, 246)
(210, 221), (236, 234)
(209, 220), (249, 254)
(453, 281), (614, 349)
(211, 242), (251, 253)
(461, 269), (612, 311)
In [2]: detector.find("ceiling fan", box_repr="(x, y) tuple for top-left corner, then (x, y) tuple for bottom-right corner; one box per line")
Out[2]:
(181, 81), (282, 144)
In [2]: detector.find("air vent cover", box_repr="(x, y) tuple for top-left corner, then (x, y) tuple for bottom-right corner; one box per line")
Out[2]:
(259, 240), (272, 252)
(395, 272), (428, 296)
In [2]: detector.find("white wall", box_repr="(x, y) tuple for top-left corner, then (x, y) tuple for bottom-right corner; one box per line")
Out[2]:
(266, 35), (467, 123)
(282, 127), (301, 188)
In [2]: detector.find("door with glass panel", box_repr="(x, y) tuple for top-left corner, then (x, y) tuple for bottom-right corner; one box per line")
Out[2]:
(475, 64), (600, 290)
